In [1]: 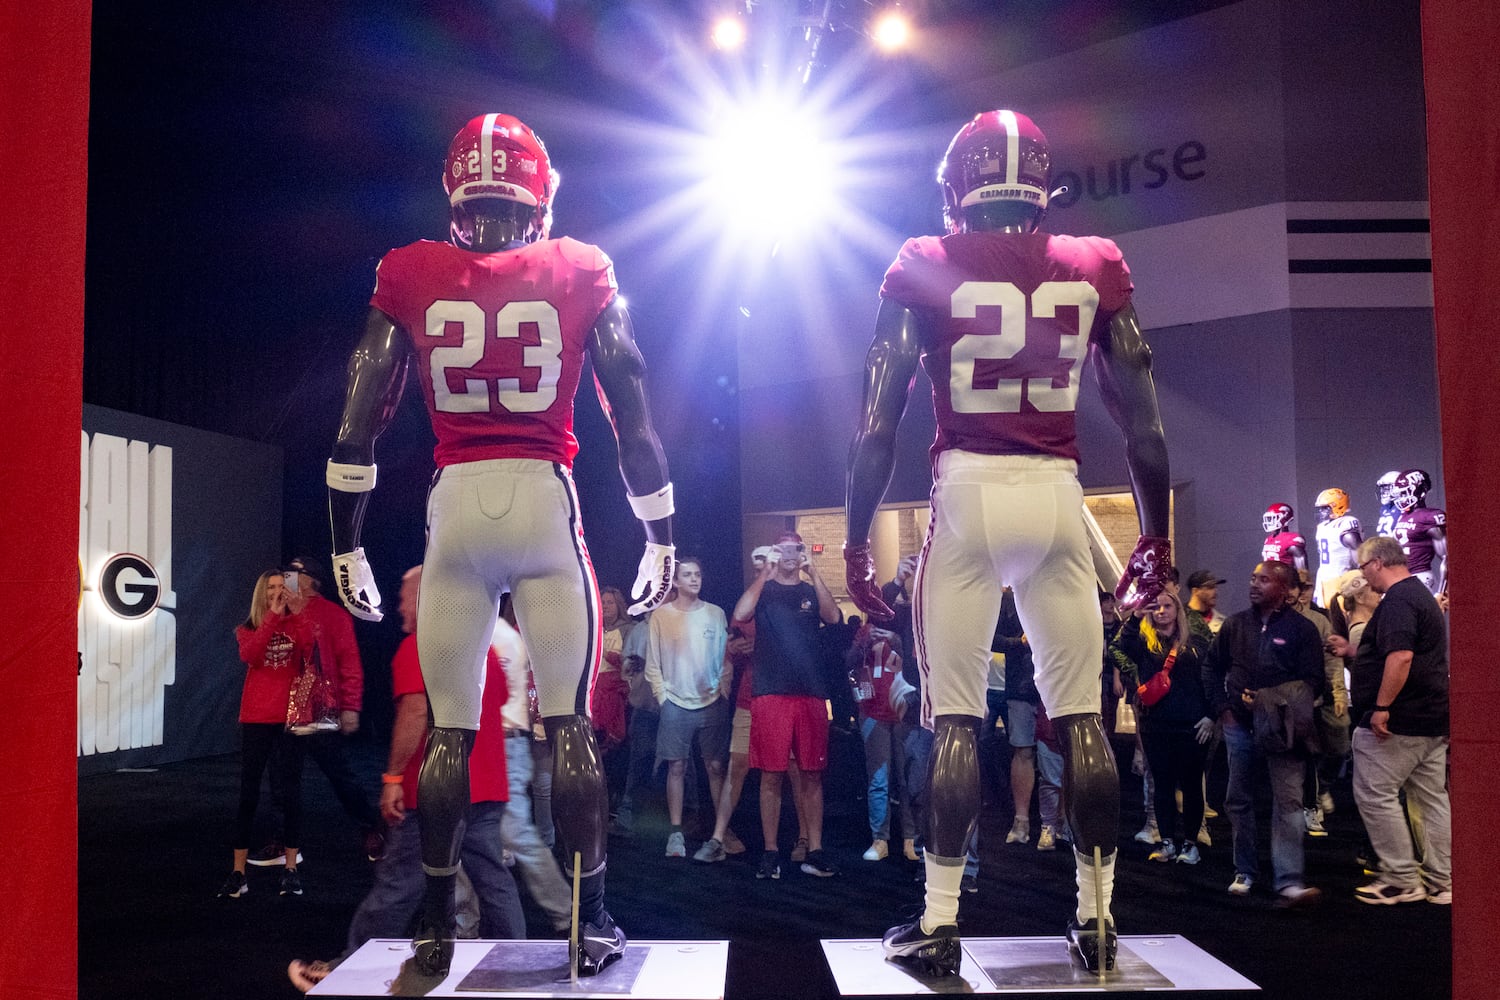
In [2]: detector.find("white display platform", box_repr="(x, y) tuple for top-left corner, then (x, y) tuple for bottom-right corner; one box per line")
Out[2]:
(821, 935), (1258, 994)
(310, 938), (729, 998)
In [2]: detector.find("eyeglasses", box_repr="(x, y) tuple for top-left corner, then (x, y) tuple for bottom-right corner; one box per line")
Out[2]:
(1359, 559), (1380, 572)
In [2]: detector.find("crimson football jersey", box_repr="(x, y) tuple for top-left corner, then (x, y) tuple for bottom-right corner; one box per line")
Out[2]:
(370, 237), (618, 468)
(880, 231), (1132, 465)
(1394, 506), (1446, 574)
(1262, 531), (1306, 566)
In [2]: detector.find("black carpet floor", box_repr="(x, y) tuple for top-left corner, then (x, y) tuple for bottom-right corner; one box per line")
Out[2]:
(80, 732), (1451, 999)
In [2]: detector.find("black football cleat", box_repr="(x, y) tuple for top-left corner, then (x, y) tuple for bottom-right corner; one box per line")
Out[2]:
(574, 911), (627, 977)
(411, 917), (454, 978)
(1066, 917), (1117, 973)
(882, 918), (962, 977)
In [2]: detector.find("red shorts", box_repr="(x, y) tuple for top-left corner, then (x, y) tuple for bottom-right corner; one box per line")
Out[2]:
(748, 694), (828, 772)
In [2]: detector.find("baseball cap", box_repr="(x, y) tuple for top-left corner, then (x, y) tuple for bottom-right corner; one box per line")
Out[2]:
(1186, 570), (1226, 590)
(285, 555), (327, 586)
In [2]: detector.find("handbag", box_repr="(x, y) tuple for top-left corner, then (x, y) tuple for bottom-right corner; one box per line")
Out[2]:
(286, 641), (339, 735)
(1136, 647), (1178, 708)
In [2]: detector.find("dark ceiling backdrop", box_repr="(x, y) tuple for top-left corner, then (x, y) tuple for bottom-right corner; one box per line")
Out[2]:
(81, 0), (1244, 633)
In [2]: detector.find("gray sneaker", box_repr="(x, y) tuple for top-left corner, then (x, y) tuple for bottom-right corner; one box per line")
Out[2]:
(693, 837), (727, 863)
(665, 831), (687, 858)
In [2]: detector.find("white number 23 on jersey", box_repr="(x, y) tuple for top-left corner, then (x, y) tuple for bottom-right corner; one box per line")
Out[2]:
(949, 280), (1098, 414)
(424, 299), (563, 414)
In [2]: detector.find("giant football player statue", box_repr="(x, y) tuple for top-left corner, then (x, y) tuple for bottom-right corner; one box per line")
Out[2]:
(1312, 487), (1361, 609)
(1375, 470), (1401, 537)
(843, 110), (1172, 977)
(326, 114), (675, 978)
(1391, 469), (1447, 595)
(1261, 502), (1308, 572)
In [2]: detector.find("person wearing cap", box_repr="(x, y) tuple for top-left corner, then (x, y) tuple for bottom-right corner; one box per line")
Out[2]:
(247, 557), (382, 869)
(732, 531), (841, 879)
(1185, 571), (1226, 635)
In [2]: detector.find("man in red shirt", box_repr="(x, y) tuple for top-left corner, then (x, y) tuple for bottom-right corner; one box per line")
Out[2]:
(324, 114), (675, 977)
(287, 566), (523, 993)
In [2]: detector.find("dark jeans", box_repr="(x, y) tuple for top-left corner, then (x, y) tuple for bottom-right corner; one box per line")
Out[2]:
(1140, 725), (1207, 844)
(234, 723), (304, 849)
(264, 730), (380, 840)
(345, 801), (525, 955)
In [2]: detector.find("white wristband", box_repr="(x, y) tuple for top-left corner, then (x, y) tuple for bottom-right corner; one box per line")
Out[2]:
(327, 460), (377, 493)
(627, 482), (674, 521)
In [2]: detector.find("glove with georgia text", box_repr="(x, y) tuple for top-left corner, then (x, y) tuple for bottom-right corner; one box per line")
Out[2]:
(1114, 535), (1172, 614)
(331, 547), (383, 622)
(843, 540), (895, 623)
(628, 542), (676, 616)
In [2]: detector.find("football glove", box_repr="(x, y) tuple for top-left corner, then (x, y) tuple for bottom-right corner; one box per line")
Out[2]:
(332, 547), (383, 622)
(628, 542), (675, 616)
(1114, 535), (1172, 614)
(843, 540), (895, 622)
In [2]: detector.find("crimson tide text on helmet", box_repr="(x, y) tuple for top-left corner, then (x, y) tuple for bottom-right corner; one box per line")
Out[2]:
(1262, 503), (1294, 534)
(937, 110), (1051, 235)
(444, 113), (554, 248)
(1391, 469), (1431, 513)
(1376, 470), (1400, 505)
(1314, 487), (1350, 522)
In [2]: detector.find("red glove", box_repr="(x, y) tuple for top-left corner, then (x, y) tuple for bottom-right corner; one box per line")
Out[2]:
(1114, 535), (1173, 613)
(844, 541), (896, 622)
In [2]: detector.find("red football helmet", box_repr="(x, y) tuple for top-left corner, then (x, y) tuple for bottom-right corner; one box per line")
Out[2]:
(1391, 469), (1430, 513)
(1262, 503), (1294, 534)
(444, 113), (554, 247)
(937, 110), (1051, 235)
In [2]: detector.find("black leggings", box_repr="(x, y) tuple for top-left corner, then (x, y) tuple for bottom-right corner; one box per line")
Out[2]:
(1141, 726), (1207, 844)
(234, 723), (304, 850)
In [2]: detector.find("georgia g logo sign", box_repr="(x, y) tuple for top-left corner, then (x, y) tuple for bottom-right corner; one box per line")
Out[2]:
(98, 552), (161, 620)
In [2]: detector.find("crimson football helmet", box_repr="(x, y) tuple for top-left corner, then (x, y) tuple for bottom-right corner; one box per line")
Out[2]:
(1391, 469), (1431, 513)
(1262, 503), (1294, 534)
(1314, 487), (1350, 522)
(937, 110), (1050, 235)
(444, 113), (554, 248)
(1376, 470), (1400, 506)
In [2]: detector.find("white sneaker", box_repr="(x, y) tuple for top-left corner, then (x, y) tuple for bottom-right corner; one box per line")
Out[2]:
(1133, 823), (1160, 845)
(1005, 818), (1030, 844)
(1227, 873), (1253, 896)
(1148, 840), (1177, 863)
(862, 839), (889, 861)
(1036, 826), (1057, 851)
(665, 831), (686, 858)
(1304, 807), (1328, 837)
(1175, 843), (1201, 865)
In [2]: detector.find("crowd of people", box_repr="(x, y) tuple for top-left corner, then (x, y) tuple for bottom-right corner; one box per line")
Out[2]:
(211, 106), (1450, 990)
(221, 524), (1450, 993)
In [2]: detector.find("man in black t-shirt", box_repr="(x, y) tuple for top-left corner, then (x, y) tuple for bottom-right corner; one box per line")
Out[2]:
(1330, 535), (1451, 905)
(732, 531), (841, 879)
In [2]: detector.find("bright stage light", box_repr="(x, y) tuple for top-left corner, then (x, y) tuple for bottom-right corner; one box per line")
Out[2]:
(711, 16), (746, 51)
(871, 10), (912, 52)
(701, 99), (838, 241)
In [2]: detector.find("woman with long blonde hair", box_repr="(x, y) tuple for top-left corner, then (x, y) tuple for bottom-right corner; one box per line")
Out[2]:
(218, 569), (313, 899)
(1109, 590), (1213, 864)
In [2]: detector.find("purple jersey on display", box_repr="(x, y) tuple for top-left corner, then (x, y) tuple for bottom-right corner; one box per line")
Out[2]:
(1394, 506), (1446, 574)
(879, 231), (1133, 467)
(1262, 531), (1306, 566)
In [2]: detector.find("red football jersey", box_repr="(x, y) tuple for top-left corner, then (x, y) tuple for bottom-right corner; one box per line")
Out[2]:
(1262, 531), (1306, 566)
(1394, 506), (1446, 574)
(370, 237), (618, 468)
(880, 231), (1133, 465)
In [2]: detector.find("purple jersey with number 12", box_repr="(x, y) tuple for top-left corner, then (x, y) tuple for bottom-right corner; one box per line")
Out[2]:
(879, 231), (1133, 468)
